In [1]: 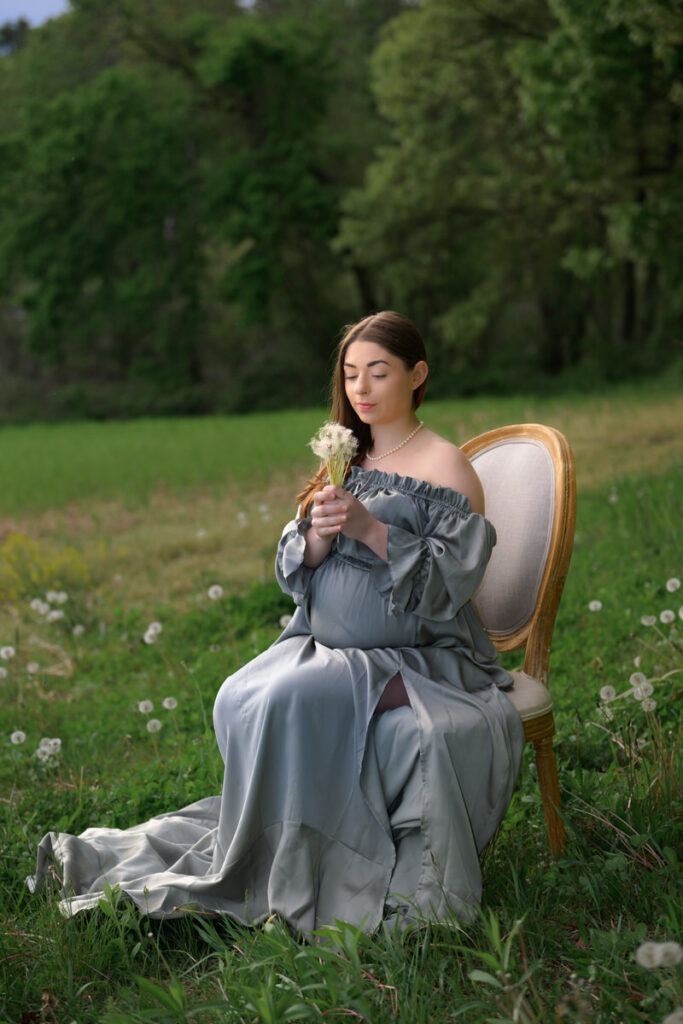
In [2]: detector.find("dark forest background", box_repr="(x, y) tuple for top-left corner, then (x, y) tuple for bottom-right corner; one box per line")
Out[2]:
(0, 0), (681, 421)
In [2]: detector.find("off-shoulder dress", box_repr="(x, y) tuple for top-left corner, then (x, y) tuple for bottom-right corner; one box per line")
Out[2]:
(30, 467), (525, 933)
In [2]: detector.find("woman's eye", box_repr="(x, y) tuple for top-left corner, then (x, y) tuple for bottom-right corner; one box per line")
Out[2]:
(372, 374), (387, 379)
(344, 375), (357, 381)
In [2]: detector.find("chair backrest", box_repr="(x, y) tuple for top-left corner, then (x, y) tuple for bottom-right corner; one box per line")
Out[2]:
(461, 424), (576, 682)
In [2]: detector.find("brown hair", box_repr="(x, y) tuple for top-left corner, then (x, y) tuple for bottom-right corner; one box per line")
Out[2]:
(296, 310), (428, 516)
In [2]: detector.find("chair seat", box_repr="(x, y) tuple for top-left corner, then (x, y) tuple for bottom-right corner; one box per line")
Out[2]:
(506, 671), (553, 721)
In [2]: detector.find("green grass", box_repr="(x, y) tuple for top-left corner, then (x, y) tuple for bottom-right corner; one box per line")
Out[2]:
(0, 388), (682, 1023)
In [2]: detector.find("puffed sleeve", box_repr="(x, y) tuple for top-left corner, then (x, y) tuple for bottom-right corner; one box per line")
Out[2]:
(275, 515), (315, 606)
(371, 498), (496, 621)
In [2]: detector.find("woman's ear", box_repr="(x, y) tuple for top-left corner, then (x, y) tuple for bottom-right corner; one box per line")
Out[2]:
(411, 360), (428, 389)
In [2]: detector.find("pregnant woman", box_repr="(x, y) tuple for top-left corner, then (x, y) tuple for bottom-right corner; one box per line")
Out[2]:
(32, 310), (524, 934)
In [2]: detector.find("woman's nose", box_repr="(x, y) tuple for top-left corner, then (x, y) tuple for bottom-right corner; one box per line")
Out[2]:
(354, 374), (369, 394)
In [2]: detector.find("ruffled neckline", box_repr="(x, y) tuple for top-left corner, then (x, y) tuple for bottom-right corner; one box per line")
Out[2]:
(346, 466), (472, 513)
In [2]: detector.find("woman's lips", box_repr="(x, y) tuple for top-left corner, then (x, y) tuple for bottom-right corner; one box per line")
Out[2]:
(357, 403), (375, 411)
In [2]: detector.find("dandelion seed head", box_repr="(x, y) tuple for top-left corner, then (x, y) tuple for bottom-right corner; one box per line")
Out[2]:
(635, 941), (662, 969)
(10, 730), (26, 745)
(660, 609), (675, 624)
(146, 718), (162, 733)
(279, 614), (293, 629)
(666, 577), (681, 592)
(72, 624), (85, 637)
(607, 490), (618, 504)
(138, 699), (154, 714)
(640, 615), (656, 627)
(54, 592), (68, 604)
(36, 747), (51, 763)
(162, 697), (177, 710)
(27, 662), (40, 675)
(46, 738), (61, 755)
(658, 941), (683, 967)
(147, 622), (163, 636)
(599, 685), (616, 703)
(0, 667), (6, 679)
(633, 656), (641, 668)
(208, 584), (223, 600)
(632, 681), (654, 700)
(45, 590), (59, 603)
(588, 600), (602, 612)
(143, 629), (157, 645)
(0, 646), (16, 660)
(46, 609), (64, 622)
(196, 528), (208, 539)
(629, 671), (646, 687)
(641, 697), (657, 712)
(598, 704), (614, 722)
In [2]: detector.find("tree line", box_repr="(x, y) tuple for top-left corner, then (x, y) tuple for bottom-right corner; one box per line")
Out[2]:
(0, 0), (681, 420)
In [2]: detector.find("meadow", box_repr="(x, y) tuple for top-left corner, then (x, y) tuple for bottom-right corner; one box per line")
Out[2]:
(0, 381), (681, 1024)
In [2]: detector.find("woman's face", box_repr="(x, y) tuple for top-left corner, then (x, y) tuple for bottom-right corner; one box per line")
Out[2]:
(343, 339), (427, 427)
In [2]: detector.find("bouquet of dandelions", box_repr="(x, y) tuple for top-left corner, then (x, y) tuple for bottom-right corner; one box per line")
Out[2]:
(309, 422), (358, 487)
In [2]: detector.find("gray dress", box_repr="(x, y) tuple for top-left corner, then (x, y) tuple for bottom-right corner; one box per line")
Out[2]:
(30, 468), (524, 933)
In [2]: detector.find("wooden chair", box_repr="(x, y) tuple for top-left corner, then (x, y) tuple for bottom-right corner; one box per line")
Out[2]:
(461, 424), (576, 855)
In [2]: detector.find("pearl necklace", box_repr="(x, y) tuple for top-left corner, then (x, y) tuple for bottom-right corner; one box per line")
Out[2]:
(365, 421), (424, 461)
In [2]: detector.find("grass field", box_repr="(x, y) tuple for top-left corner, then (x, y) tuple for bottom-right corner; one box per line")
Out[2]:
(0, 383), (681, 1023)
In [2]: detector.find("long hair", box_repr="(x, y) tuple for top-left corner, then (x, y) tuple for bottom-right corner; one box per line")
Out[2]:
(296, 311), (428, 517)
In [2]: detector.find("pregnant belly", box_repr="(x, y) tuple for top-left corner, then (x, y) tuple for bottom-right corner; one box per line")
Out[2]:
(309, 553), (413, 649)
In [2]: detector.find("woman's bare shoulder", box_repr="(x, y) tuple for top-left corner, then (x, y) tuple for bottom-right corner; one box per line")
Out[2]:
(420, 435), (485, 514)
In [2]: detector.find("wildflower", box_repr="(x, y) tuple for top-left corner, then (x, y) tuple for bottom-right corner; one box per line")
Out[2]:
(679, 606), (683, 621)
(633, 656), (642, 668)
(237, 510), (248, 527)
(143, 629), (158, 645)
(309, 422), (359, 487)
(72, 624), (85, 637)
(138, 699), (154, 714)
(10, 731), (26, 745)
(208, 584), (223, 600)
(0, 667), (7, 679)
(659, 609), (675, 624)
(597, 704), (614, 722)
(46, 610), (64, 622)
(632, 681), (654, 700)
(30, 598), (46, 612)
(641, 697), (657, 712)
(27, 662), (40, 675)
(147, 622), (163, 636)
(666, 577), (681, 592)
(0, 646), (16, 660)
(607, 490), (618, 504)
(599, 685), (616, 703)
(279, 614), (293, 629)
(640, 615), (656, 627)
(658, 942), (683, 967)
(36, 747), (51, 763)
(45, 590), (60, 603)
(636, 941), (662, 969)
(588, 599), (603, 612)
(162, 697), (177, 710)
(54, 592), (68, 604)
(146, 718), (162, 733)
(630, 671), (647, 688)
(196, 528), (207, 539)
(46, 738), (61, 755)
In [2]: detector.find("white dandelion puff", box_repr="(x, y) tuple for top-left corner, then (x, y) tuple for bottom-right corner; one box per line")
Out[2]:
(588, 600), (602, 612)
(143, 629), (158, 645)
(26, 662), (40, 675)
(633, 681), (654, 700)
(162, 697), (177, 710)
(0, 667), (6, 680)
(138, 699), (154, 714)
(598, 704), (614, 722)
(633, 656), (642, 668)
(658, 942), (683, 967)
(636, 942), (662, 969)
(46, 738), (61, 755)
(629, 672), (647, 688)
(665, 577), (681, 592)
(599, 685), (616, 703)
(607, 490), (618, 504)
(147, 622), (163, 636)
(10, 730), (26, 745)
(196, 528), (207, 539)
(659, 609), (675, 624)
(309, 422), (359, 486)
(0, 646), (16, 660)
(679, 606), (683, 621)
(640, 615), (656, 627)
(146, 718), (162, 733)
(208, 584), (223, 600)
(46, 609), (65, 622)
(72, 624), (85, 637)
(45, 590), (60, 603)
(36, 747), (51, 763)
(641, 697), (657, 712)
(279, 614), (293, 629)
(54, 591), (68, 604)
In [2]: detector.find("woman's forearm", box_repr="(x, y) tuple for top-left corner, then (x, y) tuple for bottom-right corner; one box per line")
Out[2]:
(303, 526), (334, 568)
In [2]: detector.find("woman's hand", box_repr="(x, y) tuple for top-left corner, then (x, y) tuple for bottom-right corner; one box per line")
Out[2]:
(311, 486), (388, 560)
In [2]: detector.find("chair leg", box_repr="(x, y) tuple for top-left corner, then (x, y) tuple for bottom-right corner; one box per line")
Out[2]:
(534, 735), (565, 855)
